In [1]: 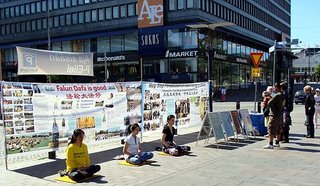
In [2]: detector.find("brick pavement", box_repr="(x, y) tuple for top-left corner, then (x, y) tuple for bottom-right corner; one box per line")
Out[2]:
(1, 102), (320, 186)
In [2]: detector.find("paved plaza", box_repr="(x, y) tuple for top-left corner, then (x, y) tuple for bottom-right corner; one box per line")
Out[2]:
(1, 102), (320, 186)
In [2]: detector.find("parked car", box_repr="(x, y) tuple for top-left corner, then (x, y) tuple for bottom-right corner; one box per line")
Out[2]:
(294, 90), (306, 104)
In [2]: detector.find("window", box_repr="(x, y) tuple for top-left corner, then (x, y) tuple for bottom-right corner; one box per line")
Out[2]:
(78, 0), (84, 5)
(66, 0), (71, 7)
(97, 36), (110, 53)
(15, 6), (20, 16)
(168, 29), (180, 47)
(42, 18), (47, 29)
(66, 14), (71, 25)
(125, 32), (138, 51)
(60, 0), (65, 8)
(60, 15), (65, 26)
(20, 5), (25, 15)
(105, 7), (111, 19)
(21, 22), (25, 32)
(169, 0), (175, 11)
(15, 22), (20, 33)
(10, 7), (14, 17)
(10, 23), (15, 33)
(98, 8), (104, 20)
(54, 16), (59, 27)
(111, 35), (123, 52)
(5, 8), (9, 18)
(31, 3), (36, 14)
(72, 13), (78, 24)
(85, 10), (91, 22)
(177, 0), (184, 10)
(128, 4), (134, 16)
(78, 12), (84, 23)
(42, 0), (47, 11)
(26, 21), (31, 32)
(112, 6), (119, 18)
(84, 0), (90, 4)
(53, 0), (58, 10)
(187, 0), (193, 8)
(120, 5), (127, 17)
(31, 20), (36, 30)
(37, 19), (42, 29)
(92, 9), (97, 21)
(36, 1), (41, 12)
(72, 0), (77, 6)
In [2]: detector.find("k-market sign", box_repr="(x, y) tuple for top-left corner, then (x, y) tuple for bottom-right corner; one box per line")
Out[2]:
(138, 0), (163, 28)
(165, 50), (198, 58)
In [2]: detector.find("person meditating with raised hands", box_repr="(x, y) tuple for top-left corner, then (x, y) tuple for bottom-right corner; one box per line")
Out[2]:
(161, 115), (191, 156)
(123, 123), (154, 165)
(61, 129), (100, 181)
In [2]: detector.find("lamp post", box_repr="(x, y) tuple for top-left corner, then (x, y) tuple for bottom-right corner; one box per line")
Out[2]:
(187, 22), (235, 112)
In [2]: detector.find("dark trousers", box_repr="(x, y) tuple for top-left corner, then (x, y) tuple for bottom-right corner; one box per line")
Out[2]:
(306, 113), (315, 137)
(68, 165), (101, 181)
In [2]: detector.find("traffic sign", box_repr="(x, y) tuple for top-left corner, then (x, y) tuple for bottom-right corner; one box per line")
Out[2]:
(250, 52), (263, 68)
(251, 67), (261, 78)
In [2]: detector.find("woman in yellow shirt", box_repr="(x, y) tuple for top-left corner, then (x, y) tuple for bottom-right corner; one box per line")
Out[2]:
(64, 129), (100, 181)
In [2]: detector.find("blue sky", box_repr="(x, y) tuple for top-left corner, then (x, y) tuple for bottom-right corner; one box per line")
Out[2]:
(291, 0), (320, 48)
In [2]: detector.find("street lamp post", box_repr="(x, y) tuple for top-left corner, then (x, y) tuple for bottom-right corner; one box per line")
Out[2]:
(187, 22), (235, 112)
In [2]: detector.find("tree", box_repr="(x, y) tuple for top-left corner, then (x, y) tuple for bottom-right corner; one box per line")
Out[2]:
(315, 64), (320, 82)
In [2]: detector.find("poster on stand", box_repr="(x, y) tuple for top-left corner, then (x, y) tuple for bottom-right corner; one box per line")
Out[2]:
(1, 81), (141, 154)
(142, 82), (209, 132)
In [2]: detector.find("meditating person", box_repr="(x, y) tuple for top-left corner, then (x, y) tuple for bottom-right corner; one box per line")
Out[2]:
(123, 123), (154, 165)
(61, 129), (100, 181)
(161, 115), (191, 156)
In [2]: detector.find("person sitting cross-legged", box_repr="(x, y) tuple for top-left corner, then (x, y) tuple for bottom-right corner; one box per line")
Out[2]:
(61, 129), (100, 181)
(161, 115), (191, 156)
(123, 123), (154, 165)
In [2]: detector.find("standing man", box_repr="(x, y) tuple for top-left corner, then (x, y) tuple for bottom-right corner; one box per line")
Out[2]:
(280, 82), (291, 143)
(263, 83), (284, 149)
(304, 85), (315, 138)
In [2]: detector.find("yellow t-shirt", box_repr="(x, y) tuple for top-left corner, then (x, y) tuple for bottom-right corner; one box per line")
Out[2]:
(65, 143), (90, 172)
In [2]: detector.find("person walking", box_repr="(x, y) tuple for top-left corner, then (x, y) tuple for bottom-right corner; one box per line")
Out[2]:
(314, 88), (320, 128)
(304, 85), (315, 138)
(263, 83), (284, 149)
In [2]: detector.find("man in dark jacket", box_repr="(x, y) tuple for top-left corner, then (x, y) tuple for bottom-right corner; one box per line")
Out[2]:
(304, 85), (315, 138)
(263, 83), (284, 149)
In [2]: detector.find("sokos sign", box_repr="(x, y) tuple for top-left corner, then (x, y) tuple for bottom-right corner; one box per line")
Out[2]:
(138, 0), (163, 28)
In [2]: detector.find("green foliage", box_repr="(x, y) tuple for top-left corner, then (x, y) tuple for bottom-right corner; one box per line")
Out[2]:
(315, 64), (320, 77)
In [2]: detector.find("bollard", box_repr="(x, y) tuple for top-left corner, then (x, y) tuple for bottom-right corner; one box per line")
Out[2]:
(257, 102), (261, 113)
(48, 151), (56, 159)
(236, 101), (240, 110)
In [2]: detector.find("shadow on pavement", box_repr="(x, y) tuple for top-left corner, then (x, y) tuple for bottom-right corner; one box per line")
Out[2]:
(11, 132), (199, 179)
(280, 147), (320, 153)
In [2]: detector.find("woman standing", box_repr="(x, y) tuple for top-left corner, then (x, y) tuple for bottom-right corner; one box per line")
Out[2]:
(123, 124), (153, 165)
(62, 129), (100, 181)
(161, 115), (190, 156)
(304, 85), (315, 138)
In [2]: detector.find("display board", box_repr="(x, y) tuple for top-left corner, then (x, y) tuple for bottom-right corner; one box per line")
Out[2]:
(207, 112), (225, 141)
(230, 110), (242, 134)
(219, 111), (235, 138)
(238, 109), (254, 136)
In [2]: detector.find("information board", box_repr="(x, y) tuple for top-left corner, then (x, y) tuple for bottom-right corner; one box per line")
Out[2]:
(207, 112), (225, 140)
(219, 111), (235, 138)
(230, 110), (242, 134)
(238, 109), (254, 135)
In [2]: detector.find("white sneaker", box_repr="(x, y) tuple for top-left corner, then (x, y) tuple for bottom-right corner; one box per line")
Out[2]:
(263, 144), (274, 149)
(273, 143), (280, 147)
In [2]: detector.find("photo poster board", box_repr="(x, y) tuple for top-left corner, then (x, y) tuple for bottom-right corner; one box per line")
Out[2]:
(0, 120), (6, 159)
(230, 110), (242, 134)
(1, 81), (142, 155)
(207, 112), (225, 141)
(238, 109), (254, 135)
(143, 82), (209, 133)
(219, 111), (235, 138)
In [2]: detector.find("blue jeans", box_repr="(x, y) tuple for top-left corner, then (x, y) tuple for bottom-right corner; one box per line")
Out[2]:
(126, 152), (154, 165)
